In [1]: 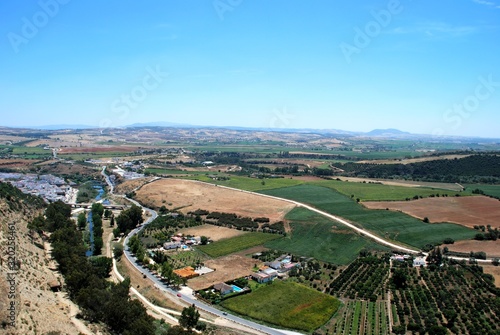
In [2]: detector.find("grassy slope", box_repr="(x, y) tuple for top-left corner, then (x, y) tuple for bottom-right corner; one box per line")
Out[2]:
(221, 280), (340, 332)
(260, 185), (477, 249)
(265, 207), (388, 265)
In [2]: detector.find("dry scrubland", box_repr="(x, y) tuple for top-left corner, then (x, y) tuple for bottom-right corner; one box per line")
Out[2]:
(0, 202), (90, 335)
(363, 195), (500, 228)
(135, 178), (296, 222)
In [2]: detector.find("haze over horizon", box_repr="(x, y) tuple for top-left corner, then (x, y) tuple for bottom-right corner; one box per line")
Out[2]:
(1, 0), (499, 138)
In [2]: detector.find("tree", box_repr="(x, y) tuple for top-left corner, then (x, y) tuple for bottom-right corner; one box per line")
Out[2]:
(104, 209), (112, 218)
(393, 269), (408, 289)
(114, 244), (124, 260)
(27, 215), (46, 234)
(160, 262), (174, 283)
(110, 215), (115, 227)
(159, 205), (168, 215)
(90, 257), (113, 278)
(128, 205), (144, 226)
(91, 203), (105, 218)
(179, 304), (200, 330)
(77, 212), (87, 230)
(200, 236), (209, 245)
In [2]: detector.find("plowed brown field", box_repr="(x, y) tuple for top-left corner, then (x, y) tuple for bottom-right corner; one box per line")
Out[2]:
(363, 196), (500, 228)
(134, 178), (295, 222)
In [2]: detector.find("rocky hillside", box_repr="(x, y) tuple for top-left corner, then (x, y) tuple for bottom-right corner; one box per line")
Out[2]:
(0, 182), (82, 335)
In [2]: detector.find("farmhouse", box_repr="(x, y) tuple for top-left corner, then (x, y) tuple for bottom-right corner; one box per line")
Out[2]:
(413, 257), (427, 267)
(252, 268), (278, 283)
(164, 241), (182, 250)
(213, 282), (233, 295)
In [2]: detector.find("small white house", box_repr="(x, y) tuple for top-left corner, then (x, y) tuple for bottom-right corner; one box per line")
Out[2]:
(413, 257), (427, 267)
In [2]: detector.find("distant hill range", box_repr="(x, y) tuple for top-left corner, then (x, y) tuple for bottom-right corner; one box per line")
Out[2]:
(3, 123), (499, 141)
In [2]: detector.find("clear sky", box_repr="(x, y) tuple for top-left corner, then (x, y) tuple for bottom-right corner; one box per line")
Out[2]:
(1, 0), (499, 137)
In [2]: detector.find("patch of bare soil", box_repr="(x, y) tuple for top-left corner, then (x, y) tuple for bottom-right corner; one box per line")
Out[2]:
(363, 196), (500, 228)
(179, 225), (246, 242)
(447, 240), (500, 258)
(188, 255), (258, 291)
(135, 179), (295, 222)
(114, 177), (156, 194)
(482, 265), (500, 288)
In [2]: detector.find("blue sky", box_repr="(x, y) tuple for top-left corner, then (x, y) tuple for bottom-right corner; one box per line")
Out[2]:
(1, 0), (499, 137)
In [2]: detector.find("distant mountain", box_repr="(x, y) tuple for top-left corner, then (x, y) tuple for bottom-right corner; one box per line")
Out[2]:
(30, 124), (95, 130)
(126, 121), (196, 128)
(365, 128), (412, 137)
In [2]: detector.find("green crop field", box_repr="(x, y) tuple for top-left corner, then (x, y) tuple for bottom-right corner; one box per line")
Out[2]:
(265, 207), (388, 265)
(260, 185), (477, 249)
(184, 174), (304, 192)
(465, 184), (500, 198)
(196, 232), (282, 258)
(221, 280), (340, 332)
(312, 179), (459, 201)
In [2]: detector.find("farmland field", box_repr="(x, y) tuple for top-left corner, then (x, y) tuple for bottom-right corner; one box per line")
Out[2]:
(183, 174), (304, 192)
(196, 232), (282, 258)
(221, 280), (340, 332)
(265, 207), (389, 265)
(260, 185), (477, 249)
(465, 183), (500, 198)
(312, 179), (459, 201)
(363, 195), (500, 229)
(134, 178), (296, 222)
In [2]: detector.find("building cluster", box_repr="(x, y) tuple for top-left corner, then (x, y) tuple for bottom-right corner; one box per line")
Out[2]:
(112, 165), (144, 180)
(0, 172), (75, 203)
(390, 254), (427, 267)
(163, 234), (202, 250)
(252, 255), (299, 283)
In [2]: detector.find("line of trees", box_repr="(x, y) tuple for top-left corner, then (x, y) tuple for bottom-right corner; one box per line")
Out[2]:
(29, 201), (155, 335)
(332, 154), (500, 183)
